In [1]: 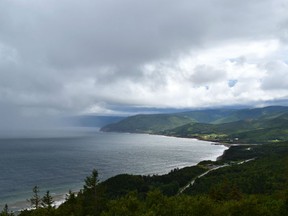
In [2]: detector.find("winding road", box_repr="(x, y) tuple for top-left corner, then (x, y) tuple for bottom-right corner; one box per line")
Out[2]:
(178, 158), (255, 194)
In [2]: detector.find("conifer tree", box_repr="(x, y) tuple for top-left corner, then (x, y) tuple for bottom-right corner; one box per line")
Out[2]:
(84, 169), (99, 196)
(0, 204), (14, 216)
(41, 190), (54, 209)
(27, 186), (41, 209)
(65, 190), (76, 202)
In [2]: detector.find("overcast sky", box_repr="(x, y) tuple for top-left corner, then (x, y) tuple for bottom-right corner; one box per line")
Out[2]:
(1, 0), (288, 125)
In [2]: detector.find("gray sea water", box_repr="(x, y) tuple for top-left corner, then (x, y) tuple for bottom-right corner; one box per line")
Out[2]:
(0, 130), (227, 211)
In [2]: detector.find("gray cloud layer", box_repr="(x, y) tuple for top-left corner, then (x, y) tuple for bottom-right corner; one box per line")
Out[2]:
(0, 0), (288, 125)
(2, 0), (285, 66)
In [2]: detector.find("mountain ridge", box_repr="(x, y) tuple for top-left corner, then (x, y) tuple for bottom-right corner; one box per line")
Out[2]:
(101, 106), (288, 144)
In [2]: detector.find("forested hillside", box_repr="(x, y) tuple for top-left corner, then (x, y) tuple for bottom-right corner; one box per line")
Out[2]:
(163, 114), (288, 143)
(101, 114), (193, 133)
(102, 106), (288, 144)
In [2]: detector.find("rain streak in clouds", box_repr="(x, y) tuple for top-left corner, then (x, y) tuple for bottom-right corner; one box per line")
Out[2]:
(0, 0), (288, 126)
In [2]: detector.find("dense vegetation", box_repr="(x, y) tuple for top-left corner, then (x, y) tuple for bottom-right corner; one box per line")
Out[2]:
(101, 114), (193, 133)
(186, 143), (288, 196)
(162, 114), (288, 143)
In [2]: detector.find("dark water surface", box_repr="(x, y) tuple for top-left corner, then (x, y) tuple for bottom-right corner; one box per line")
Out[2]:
(0, 130), (227, 210)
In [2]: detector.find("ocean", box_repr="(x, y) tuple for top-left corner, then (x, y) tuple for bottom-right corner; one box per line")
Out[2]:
(0, 130), (227, 211)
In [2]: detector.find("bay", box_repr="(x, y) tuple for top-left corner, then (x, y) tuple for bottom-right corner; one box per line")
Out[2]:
(0, 130), (227, 211)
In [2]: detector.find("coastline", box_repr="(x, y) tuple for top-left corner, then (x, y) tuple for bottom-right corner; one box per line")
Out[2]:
(4, 134), (229, 214)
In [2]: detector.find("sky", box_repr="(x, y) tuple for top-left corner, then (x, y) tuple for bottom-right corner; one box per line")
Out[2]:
(0, 0), (288, 126)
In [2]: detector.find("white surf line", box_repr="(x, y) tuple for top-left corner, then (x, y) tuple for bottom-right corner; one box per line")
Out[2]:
(178, 158), (256, 194)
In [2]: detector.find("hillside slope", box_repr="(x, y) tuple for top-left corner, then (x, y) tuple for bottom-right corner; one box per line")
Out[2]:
(101, 106), (288, 144)
(101, 114), (193, 133)
(163, 114), (288, 144)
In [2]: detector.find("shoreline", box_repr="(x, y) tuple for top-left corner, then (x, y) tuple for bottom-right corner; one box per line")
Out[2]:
(4, 134), (229, 213)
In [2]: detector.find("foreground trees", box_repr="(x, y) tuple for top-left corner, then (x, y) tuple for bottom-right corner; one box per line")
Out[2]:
(84, 169), (99, 196)
(27, 186), (41, 209)
(102, 191), (288, 216)
(26, 186), (54, 209)
(18, 170), (288, 216)
(0, 204), (14, 216)
(41, 191), (54, 209)
(20, 187), (56, 216)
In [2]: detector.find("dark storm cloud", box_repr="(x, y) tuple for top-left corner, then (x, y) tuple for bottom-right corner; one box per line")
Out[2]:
(1, 0), (284, 70)
(0, 0), (287, 121)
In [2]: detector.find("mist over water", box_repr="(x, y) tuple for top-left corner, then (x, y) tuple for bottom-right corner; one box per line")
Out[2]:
(0, 130), (227, 211)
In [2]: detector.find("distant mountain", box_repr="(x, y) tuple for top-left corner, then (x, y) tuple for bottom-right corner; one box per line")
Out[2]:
(100, 114), (193, 133)
(174, 109), (235, 123)
(100, 109), (240, 133)
(212, 106), (288, 124)
(101, 106), (288, 143)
